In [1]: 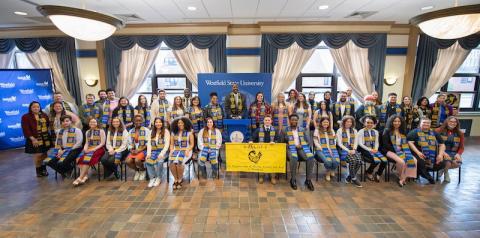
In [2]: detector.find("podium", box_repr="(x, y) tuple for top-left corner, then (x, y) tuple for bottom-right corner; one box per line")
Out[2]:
(223, 119), (251, 142)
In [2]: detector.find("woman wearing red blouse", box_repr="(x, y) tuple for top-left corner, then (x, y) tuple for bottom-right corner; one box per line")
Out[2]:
(435, 116), (464, 183)
(21, 101), (52, 177)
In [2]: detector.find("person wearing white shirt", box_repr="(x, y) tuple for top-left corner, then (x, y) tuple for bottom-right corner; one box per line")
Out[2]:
(197, 118), (223, 179)
(126, 115), (151, 181)
(145, 117), (170, 188)
(357, 116), (388, 182)
(102, 117), (130, 179)
(336, 116), (363, 187)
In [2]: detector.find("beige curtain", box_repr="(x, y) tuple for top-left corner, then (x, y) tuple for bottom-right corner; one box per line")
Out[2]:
(173, 43), (214, 88)
(330, 41), (373, 102)
(26, 47), (75, 103)
(271, 42), (314, 101)
(117, 44), (160, 98)
(0, 51), (14, 68)
(424, 42), (470, 97)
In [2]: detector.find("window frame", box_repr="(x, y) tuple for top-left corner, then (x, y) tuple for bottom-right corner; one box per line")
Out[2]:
(439, 72), (480, 112)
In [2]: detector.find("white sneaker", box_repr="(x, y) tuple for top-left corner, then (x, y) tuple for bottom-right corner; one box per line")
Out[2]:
(153, 178), (161, 187)
(330, 171), (336, 177)
(133, 171), (140, 181)
(325, 174), (331, 181)
(139, 171), (146, 181)
(147, 178), (155, 188)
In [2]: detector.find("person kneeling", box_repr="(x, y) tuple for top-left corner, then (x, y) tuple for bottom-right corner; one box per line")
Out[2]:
(357, 116), (388, 182)
(44, 115), (83, 177)
(169, 117), (195, 189)
(250, 115), (279, 184)
(198, 117), (222, 179)
(74, 118), (106, 186)
(281, 114), (315, 191)
(146, 117), (170, 187)
(314, 117), (340, 182)
(126, 115), (151, 181)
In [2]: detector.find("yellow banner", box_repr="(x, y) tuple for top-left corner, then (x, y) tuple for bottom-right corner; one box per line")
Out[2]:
(225, 143), (286, 173)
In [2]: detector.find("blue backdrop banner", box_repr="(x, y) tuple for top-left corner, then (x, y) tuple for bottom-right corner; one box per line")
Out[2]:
(0, 69), (54, 150)
(197, 73), (272, 110)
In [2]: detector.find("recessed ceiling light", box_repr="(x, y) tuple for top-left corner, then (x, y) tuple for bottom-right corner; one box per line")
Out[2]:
(318, 5), (329, 10)
(421, 5), (434, 11)
(14, 11), (27, 16)
(187, 6), (197, 11)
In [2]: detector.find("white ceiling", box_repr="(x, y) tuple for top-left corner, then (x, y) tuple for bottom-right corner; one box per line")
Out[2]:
(0, 0), (478, 27)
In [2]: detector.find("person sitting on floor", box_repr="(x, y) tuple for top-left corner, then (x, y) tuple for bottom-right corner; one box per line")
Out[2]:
(44, 115), (83, 177)
(74, 118), (106, 186)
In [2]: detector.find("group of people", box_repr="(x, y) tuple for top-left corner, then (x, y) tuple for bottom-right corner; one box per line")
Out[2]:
(20, 83), (464, 191)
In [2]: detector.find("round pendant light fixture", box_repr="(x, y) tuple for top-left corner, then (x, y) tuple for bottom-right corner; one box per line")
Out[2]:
(37, 5), (125, 41)
(410, 4), (480, 39)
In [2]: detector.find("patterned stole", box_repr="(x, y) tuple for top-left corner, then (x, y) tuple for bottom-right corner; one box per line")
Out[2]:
(363, 105), (377, 117)
(130, 127), (148, 151)
(341, 129), (355, 150)
(314, 109), (329, 126)
(259, 127), (275, 143)
(62, 102), (72, 113)
(188, 107), (204, 133)
(273, 105), (288, 130)
(440, 130), (460, 157)
(416, 129), (438, 163)
(286, 127), (314, 161)
(118, 106), (133, 124)
(111, 130), (124, 163)
(136, 106), (151, 127)
(391, 133), (415, 168)
(147, 132), (165, 165)
(171, 131), (189, 162)
(364, 129), (376, 149)
(250, 103), (267, 129)
(82, 103), (99, 121)
(403, 105), (414, 131)
(35, 114), (51, 147)
(229, 92), (243, 114)
(319, 131), (339, 161)
(431, 103), (452, 127)
(80, 129), (102, 163)
(199, 129), (218, 164)
(100, 100), (111, 128)
(210, 105), (223, 128)
(158, 99), (168, 120)
(379, 103), (402, 127)
(335, 102), (351, 117)
(45, 127), (76, 163)
(170, 108), (184, 120)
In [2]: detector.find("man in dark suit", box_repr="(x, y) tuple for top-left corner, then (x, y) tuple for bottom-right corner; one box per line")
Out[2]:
(225, 83), (247, 119)
(250, 115), (280, 184)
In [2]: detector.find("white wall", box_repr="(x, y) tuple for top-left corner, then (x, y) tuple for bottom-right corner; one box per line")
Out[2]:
(227, 35), (261, 73)
(383, 35), (408, 102)
(76, 40), (101, 101)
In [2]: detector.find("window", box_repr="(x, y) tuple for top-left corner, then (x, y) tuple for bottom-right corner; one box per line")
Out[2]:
(435, 48), (480, 111)
(130, 43), (191, 106)
(290, 43), (339, 101)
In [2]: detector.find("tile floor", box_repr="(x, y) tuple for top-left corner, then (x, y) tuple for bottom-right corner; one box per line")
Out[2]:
(0, 139), (479, 238)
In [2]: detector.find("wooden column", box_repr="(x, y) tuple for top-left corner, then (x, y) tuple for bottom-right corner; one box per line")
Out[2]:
(96, 41), (107, 89)
(402, 26), (419, 97)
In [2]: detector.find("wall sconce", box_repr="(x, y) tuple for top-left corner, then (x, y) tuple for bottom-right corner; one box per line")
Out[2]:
(384, 76), (398, 86)
(84, 77), (98, 87)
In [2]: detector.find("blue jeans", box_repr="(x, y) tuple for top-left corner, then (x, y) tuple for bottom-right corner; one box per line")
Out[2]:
(316, 150), (340, 171)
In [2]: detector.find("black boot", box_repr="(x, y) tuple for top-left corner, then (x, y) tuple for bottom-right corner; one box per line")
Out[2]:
(305, 180), (314, 191)
(36, 167), (42, 177)
(211, 169), (218, 179)
(41, 165), (49, 176)
(290, 179), (297, 190)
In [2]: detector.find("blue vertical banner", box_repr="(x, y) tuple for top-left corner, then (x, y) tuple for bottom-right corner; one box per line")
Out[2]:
(0, 69), (54, 150)
(197, 73), (272, 107)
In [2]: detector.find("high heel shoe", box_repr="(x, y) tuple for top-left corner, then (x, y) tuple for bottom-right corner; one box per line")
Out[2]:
(80, 176), (88, 184)
(73, 178), (82, 186)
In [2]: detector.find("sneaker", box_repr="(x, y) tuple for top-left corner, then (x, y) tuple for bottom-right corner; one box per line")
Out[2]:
(153, 178), (161, 187)
(133, 171), (140, 181)
(352, 179), (363, 188)
(139, 171), (146, 181)
(325, 174), (331, 181)
(374, 173), (381, 183)
(330, 171), (336, 177)
(444, 170), (451, 183)
(345, 175), (352, 184)
(259, 176), (264, 184)
(148, 178), (155, 188)
(271, 177), (277, 185)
